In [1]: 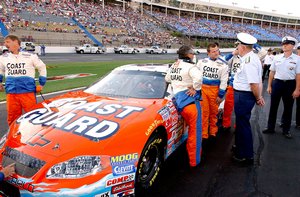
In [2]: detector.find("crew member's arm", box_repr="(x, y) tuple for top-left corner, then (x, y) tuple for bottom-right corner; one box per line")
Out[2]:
(0, 56), (5, 92)
(217, 64), (229, 104)
(292, 59), (300, 98)
(267, 57), (277, 94)
(187, 65), (202, 98)
(32, 54), (47, 92)
(293, 74), (300, 99)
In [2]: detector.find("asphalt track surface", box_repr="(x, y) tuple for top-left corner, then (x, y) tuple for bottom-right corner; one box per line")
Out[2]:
(1, 53), (300, 197)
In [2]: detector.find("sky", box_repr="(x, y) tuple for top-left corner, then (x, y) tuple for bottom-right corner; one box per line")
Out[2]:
(199, 0), (299, 18)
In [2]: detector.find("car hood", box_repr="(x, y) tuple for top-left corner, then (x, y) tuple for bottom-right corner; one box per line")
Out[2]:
(7, 91), (164, 158)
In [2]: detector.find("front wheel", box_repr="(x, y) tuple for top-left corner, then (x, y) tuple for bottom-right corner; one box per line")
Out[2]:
(135, 132), (165, 193)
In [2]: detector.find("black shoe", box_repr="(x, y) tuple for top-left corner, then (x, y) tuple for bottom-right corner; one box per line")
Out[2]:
(279, 123), (284, 128)
(232, 155), (254, 166)
(282, 132), (292, 139)
(262, 128), (275, 134)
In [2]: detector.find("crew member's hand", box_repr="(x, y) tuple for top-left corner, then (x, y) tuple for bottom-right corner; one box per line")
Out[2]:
(256, 97), (265, 106)
(1, 163), (15, 178)
(216, 97), (222, 104)
(292, 89), (300, 99)
(186, 87), (196, 97)
(36, 85), (43, 93)
(0, 84), (4, 92)
(267, 86), (272, 94)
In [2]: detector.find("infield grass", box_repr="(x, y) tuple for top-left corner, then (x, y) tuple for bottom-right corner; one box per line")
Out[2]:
(0, 59), (173, 101)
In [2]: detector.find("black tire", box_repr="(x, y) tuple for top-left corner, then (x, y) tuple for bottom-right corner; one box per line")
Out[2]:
(119, 50), (123, 54)
(80, 50), (84, 54)
(150, 50), (153, 54)
(132, 50), (135, 54)
(96, 50), (100, 54)
(135, 131), (165, 193)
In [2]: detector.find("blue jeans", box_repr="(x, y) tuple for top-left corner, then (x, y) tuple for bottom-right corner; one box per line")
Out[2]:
(234, 90), (256, 159)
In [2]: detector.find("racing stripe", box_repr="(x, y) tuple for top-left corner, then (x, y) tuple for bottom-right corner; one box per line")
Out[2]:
(195, 100), (202, 165)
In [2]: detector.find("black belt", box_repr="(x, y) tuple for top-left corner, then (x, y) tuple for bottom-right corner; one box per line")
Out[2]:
(275, 79), (295, 82)
(234, 89), (252, 93)
(264, 64), (271, 66)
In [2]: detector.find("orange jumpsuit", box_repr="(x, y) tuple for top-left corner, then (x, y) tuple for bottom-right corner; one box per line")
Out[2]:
(0, 52), (47, 126)
(223, 56), (240, 128)
(165, 59), (203, 166)
(197, 58), (228, 139)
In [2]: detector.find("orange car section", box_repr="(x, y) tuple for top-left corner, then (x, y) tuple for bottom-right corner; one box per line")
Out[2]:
(0, 91), (188, 195)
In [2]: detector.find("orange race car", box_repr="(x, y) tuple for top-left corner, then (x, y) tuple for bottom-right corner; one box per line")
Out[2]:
(0, 64), (189, 197)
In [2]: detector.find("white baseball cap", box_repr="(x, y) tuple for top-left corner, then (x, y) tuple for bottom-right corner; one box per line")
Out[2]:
(237, 32), (257, 45)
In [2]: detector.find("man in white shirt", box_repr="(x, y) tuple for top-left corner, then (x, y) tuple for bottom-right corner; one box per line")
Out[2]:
(262, 48), (274, 82)
(232, 33), (265, 165)
(263, 36), (300, 138)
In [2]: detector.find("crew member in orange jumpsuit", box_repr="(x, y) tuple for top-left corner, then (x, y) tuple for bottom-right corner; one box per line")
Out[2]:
(0, 35), (47, 126)
(165, 45), (203, 167)
(196, 43), (228, 139)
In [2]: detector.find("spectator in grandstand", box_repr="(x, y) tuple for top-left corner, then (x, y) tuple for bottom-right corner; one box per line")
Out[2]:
(0, 35), (47, 126)
(262, 48), (274, 82)
(232, 33), (264, 165)
(263, 36), (300, 139)
(196, 43), (228, 141)
(165, 45), (202, 167)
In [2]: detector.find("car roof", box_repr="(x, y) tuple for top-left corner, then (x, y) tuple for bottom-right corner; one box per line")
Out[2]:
(114, 63), (170, 73)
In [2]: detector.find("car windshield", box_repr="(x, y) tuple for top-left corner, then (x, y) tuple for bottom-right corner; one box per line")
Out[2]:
(84, 70), (167, 99)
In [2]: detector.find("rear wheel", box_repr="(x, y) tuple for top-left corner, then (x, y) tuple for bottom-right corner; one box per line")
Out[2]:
(135, 131), (165, 193)
(80, 50), (84, 54)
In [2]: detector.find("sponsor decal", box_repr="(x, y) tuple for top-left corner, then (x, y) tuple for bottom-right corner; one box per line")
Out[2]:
(110, 153), (138, 176)
(111, 181), (134, 194)
(95, 191), (110, 197)
(6, 62), (27, 75)
(7, 177), (34, 193)
(203, 65), (219, 79)
(16, 99), (144, 141)
(105, 174), (135, 187)
(113, 189), (134, 197)
(145, 119), (164, 136)
(158, 102), (178, 129)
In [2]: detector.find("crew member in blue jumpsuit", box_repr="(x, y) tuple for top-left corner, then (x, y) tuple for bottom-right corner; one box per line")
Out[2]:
(232, 33), (265, 165)
(263, 36), (300, 138)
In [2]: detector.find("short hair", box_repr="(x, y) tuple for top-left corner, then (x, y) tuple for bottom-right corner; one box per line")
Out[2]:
(177, 45), (194, 59)
(5, 35), (21, 45)
(207, 43), (218, 52)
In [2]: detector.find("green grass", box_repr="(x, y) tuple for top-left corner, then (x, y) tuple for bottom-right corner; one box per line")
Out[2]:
(0, 60), (172, 101)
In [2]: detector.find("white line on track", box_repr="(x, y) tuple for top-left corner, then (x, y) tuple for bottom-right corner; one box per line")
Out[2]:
(0, 87), (85, 104)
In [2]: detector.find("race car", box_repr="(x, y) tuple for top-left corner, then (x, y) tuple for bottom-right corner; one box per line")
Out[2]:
(0, 64), (189, 196)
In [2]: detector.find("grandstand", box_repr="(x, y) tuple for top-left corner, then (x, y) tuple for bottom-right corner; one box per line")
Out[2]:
(0, 0), (299, 48)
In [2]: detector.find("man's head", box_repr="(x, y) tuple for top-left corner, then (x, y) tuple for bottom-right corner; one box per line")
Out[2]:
(4, 35), (21, 53)
(297, 43), (300, 56)
(281, 36), (297, 53)
(236, 32), (257, 57)
(207, 43), (220, 60)
(177, 45), (195, 60)
(267, 48), (272, 54)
